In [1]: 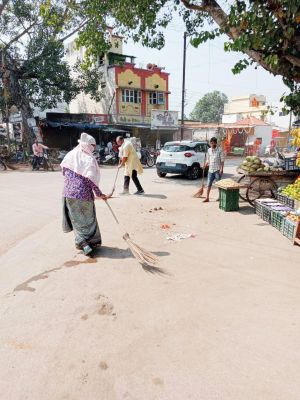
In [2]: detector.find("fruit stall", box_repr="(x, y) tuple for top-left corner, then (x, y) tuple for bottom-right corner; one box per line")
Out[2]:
(236, 154), (300, 206)
(252, 127), (300, 245)
(254, 176), (300, 246)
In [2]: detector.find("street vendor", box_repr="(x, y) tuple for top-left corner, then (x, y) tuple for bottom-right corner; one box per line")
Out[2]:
(203, 137), (225, 203)
(117, 136), (144, 195)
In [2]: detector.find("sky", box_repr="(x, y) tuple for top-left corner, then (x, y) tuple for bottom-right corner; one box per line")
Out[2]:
(123, 18), (288, 118)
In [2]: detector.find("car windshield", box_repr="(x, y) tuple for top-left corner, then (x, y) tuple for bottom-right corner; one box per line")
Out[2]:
(163, 145), (193, 152)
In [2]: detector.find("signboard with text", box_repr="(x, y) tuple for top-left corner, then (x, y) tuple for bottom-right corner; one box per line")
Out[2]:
(151, 110), (178, 130)
(9, 113), (22, 123)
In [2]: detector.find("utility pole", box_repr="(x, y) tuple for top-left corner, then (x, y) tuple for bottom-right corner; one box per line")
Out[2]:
(180, 31), (187, 141)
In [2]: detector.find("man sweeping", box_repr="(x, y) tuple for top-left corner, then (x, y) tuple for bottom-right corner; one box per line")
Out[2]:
(203, 137), (224, 202)
(117, 136), (144, 195)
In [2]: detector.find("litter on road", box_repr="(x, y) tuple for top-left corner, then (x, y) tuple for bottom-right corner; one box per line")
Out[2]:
(166, 233), (196, 241)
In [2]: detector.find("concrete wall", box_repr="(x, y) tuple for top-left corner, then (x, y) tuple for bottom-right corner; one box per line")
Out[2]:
(193, 128), (218, 141)
(223, 94), (268, 122)
(69, 66), (116, 115)
(254, 125), (272, 152)
(266, 105), (295, 130)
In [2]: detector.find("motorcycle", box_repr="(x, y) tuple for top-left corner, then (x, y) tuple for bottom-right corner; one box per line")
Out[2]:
(140, 148), (155, 167)
(102, 152), (119, 165)
(31, 149), (54, 171)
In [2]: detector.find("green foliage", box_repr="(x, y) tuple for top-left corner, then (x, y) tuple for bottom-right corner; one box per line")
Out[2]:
(0, 0), (104, 113)
(190, 91), (228, 123)
(1, 0), (300, 116)
(73, 0), (300, 114)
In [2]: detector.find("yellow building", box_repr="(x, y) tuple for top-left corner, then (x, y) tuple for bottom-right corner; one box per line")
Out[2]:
(67, 30), (170, 125)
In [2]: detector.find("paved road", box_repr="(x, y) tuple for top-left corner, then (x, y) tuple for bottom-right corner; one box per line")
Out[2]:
(0, 166), (299, 400)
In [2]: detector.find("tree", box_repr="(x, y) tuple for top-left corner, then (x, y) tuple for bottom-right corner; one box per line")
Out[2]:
(190, 91), (228, 122)
(2, 0), (300, 152)
(74, 0), (300, 114)
(0, 0), (104, 149)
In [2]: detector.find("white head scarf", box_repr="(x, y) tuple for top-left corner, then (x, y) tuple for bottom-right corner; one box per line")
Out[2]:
(60, 132), (100, 186)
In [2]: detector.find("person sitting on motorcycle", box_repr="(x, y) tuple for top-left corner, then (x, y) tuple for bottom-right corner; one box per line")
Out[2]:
(32, 138), (48, 170)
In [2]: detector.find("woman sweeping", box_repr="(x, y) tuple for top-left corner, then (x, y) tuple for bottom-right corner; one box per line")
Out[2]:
(61, 132), (107, 256)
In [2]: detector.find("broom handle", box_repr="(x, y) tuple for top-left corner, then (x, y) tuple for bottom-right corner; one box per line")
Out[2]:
(104, 200), (120, 225)
(107, 167), (120, 198)
(201, 152), (207, 187)
(111, 167), (120, 191)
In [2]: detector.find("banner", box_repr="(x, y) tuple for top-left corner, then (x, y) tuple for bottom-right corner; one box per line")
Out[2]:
(151, 110), (178, 130)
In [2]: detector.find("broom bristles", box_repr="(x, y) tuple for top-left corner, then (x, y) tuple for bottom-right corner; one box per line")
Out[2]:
(193, 187), (204, 198)
(123, 233), (158, 267)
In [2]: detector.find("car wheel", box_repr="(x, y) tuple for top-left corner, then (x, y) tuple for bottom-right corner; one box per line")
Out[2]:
(186, 164), (201, 180)
(157, 170), (167, 178)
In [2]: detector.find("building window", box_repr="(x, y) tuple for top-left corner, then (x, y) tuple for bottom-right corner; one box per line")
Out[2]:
(121, 89), (141, 103)
(149, 92), (165, 105)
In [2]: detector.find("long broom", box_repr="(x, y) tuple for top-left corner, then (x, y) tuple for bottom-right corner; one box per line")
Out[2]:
(193, 152), (207, 198)
(107, 167), (120, 198)
(104, 200), (158, 268)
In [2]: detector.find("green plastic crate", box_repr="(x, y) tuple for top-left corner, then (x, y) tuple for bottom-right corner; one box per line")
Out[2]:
(219, 188), (239, 212)
(271, 211), (284, 231)
(282, 218), (297, 241)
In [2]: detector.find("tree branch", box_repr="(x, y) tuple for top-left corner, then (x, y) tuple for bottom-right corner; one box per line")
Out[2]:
(181, 0), (206, 12)
(60, 19), (90, 42)
(181, 0), (300, 82)
(4, 20), (38, 50)
(54, 1), (71, 36)
(284, 55), (300, 69)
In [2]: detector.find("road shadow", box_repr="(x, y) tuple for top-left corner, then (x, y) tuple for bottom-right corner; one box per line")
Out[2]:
(153, 171), (236, 188)
(141, 263), (171, 276)
(152, 251), (170, 257)
(256, 222), (270, 226)
(93, 247), (171, 276)
(238, 206), (255, 215)
(142, 194), (167, 199)
(92, 246), (132, 260)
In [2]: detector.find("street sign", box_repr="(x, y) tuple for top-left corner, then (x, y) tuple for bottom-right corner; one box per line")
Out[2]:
(151, 110), (178, 130)
(9, 112), (22, 123)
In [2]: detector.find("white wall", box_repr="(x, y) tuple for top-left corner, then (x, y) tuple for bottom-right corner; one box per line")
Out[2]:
(66, 40), (117, 115)
(33, 103), (67, 119)
(193, 128), (220, 141)
(254, 125), (272, 152)
(222, 114), (238, 123)
(69, 65), (116, 115)
(266, 105), (295, 130)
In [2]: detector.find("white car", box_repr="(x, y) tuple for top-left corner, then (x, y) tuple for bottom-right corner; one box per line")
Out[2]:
(156, 140), (209, 179)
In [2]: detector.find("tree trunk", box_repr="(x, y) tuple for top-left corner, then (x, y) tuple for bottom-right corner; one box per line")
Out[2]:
(7, 68), (34, 155)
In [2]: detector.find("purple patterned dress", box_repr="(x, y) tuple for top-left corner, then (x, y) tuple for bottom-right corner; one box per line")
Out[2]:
(63, 167), (102, 200)
(62, 168), (102, 249)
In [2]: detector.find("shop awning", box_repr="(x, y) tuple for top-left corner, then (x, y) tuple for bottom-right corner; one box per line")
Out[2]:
(46, 121), (128, 134)
(47, 121), (108, 130)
